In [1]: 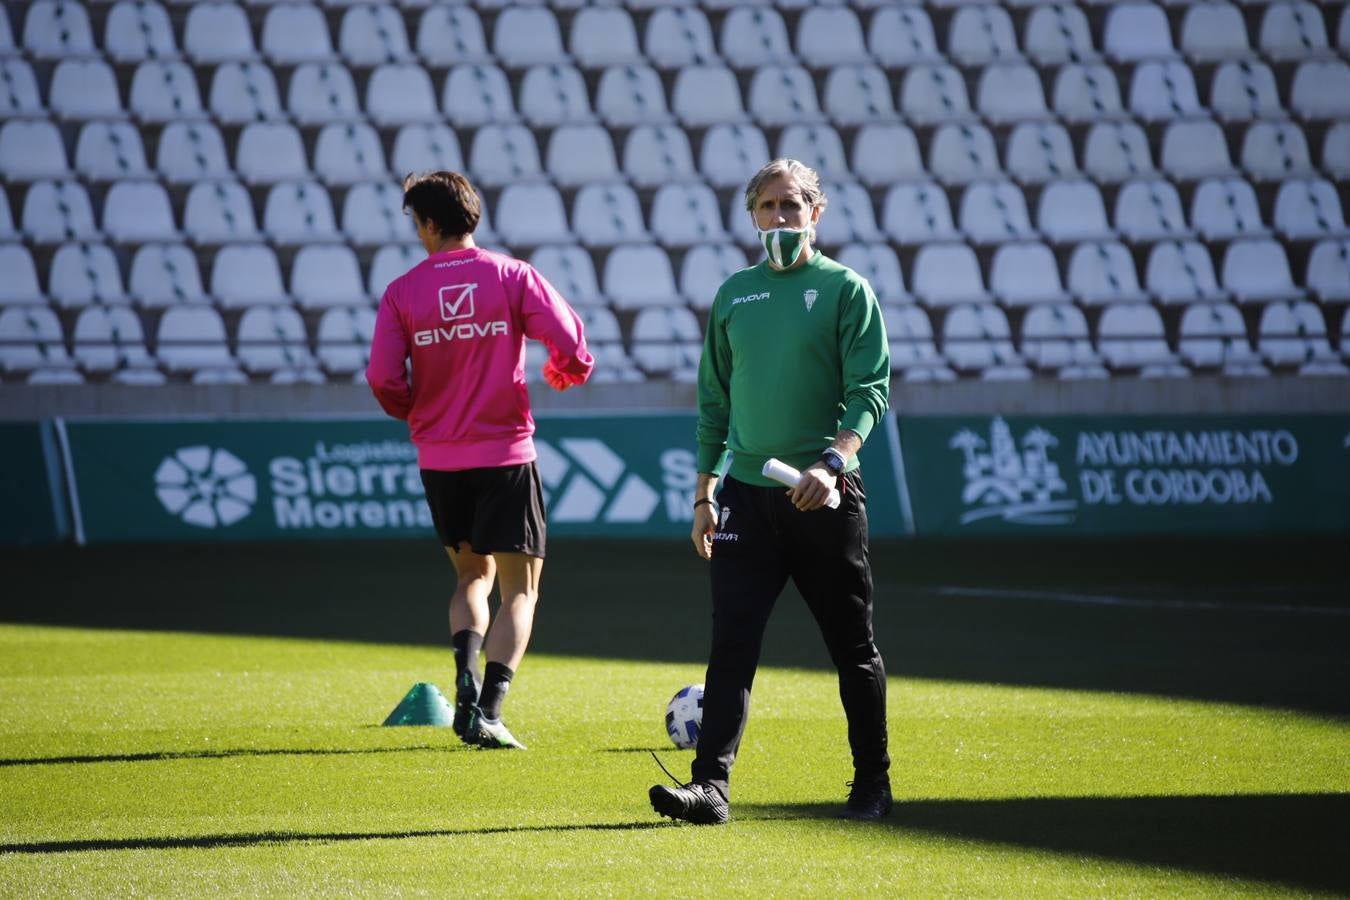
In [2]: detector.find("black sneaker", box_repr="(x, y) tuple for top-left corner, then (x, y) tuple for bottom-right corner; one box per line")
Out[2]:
(839, 778), (893, 821)
(649, 781), (729, 825)
(452, 671), (479, 740)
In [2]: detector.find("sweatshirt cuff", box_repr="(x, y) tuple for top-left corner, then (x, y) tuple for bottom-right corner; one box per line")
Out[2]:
(696, 443), (728, 475)
(840, 408), (876, 444)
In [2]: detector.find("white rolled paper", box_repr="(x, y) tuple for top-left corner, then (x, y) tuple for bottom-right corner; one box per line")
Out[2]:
(761, 458), (841, 509)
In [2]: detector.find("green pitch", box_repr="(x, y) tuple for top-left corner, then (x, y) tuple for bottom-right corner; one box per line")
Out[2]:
(1, 538), (1347, 896)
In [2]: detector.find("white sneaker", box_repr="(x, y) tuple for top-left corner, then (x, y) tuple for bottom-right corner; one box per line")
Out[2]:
(466, 707), (526, 750)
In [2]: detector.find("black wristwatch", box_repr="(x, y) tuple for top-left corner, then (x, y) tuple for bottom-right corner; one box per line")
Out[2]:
(819, 448), (846, 477)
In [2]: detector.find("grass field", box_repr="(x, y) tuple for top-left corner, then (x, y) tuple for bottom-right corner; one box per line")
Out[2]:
(1, 538), (1348, 896)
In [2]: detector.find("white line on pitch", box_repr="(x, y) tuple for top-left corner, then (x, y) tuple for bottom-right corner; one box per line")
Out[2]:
(935, 586), (1350, 617)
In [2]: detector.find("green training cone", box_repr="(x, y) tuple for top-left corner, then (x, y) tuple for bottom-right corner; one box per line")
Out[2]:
(382, 682), (456, 727)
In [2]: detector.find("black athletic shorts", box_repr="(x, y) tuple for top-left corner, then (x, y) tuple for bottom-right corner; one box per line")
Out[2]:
(420, 462), (546, 558)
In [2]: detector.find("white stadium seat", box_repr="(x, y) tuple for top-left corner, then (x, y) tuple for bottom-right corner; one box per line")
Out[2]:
(183, 180), (260, 243)
(367, 243), (419, 299)
(680, 244), (749, 309)
(1307, 240), (1350, 303)
(912, 244), (992, 307)
(1098, 304), (1182, 373)
(1210, 61), (1283, 122)
(0, 60), (43, 117)
(261, 3), (334, 63)
(885, 304), (945, 375)
(468, 124), (542, 187)
(930, 124), (1002, 185)
(603, 244), (678, 309)
(990, 242), (1071, 306)
(130, 61), (204, 122)
(184, 2), (256, 63)
(23, 0), (95, 59)
(1178, 302), (1264, 373)
(1021, 304), (1104, 374)
(623, 125), (697, 188)
(155, 305), (236, 375)
(366, 64), (438, 126)
(644, 8), (718, 69)
(977, 64), (1050, 124)
(1273, 179), (1349, 240)
(529, 245), (605, 308)
(519, 64), (594, 127)
(210, 62), (283, 124)
(75, 121), (151, 181)
(1024, 5), (1098, 66)
(496, 182), (572, 247)
(493, 7), (567, 67)
(1114, 179), (1192, 242)
(1146, 241), (1228, 305)
(942, 304), (1027, 378)
(1054, 64), (1125, 123)
(777, 125), (848, 181)
(570, 7), (642, 67)
(837, 244), (912, 305)
(263, 181), (340, 244)
(796, 7), (867, 66)
(316, 306), (375, 375)
(343, 182), (405, 245)
(129, 243), (209, 307)
(1190, 178), (1270, 241)
(0, 307), (74, 373)
(314, 122), (387, 185)
(596, 64), (671, 126)
(900, 65), (973, 125)
(1179, 2), (1249, 61)
(818, 180), (883, 245)
(1290, 61), (1350, 119)
(1241, 120), (1314, 181)
(1068, 241), (1149, 306)
(158, 122), (232, 183)
(1257, 301), (1341, 372)
(0, 119), (69, 180)
(237, 305), (316, 374)
(547, 125), (620, 187)
(1036, 180), (1114, 242)
(288, 63), (361, 124)
(102, 180), (179, 243)
(700, 124), (770, 188)
(49, 243), (129, 308)
(959, 181), (1036, 245)
(211, 243), (289, 308)
(746, 65), (823, 126)
(1322, 123), (1350, 181)
(650, 183), (729, 247)
(73, 305), (156, 374)
(0, 245), (44, 306)
(949, 6), (1021, 65)
(883, 182), (961, 245)
(290, 244), (367, 309)
(442, 64), (517, 126)
(823, 65), (897, 127)
(235, 121), (309, 185)
(1160, 119), (1237, 180)
(416, 6), (489, 67)
(22, 180), (99, 243)
(672, 66), (744, 127)
(49, 59), (123, 120)
(1104, 3), (1175, 61)
(868, 7), (942, 68)
(853, 124), (925, 188)
(1130, 61), (1203, 121)
(339, 4), (411, 65)
(1221, 239), (1302, 304)
(1259, 2), (1329, 61)
(573, 183), (650, 246)
(1005, 122), (1080, 183)
(391, 123), (463, 175)
(105, 0), (178, 63)
(720, 7), (791, 68)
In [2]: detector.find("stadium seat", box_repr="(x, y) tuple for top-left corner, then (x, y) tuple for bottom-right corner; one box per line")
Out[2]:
(343, 182), (406, 245)
(1160, 119), (1237, 180)
(1024, 4), (1098, 66)
(547, 125), (620, 187)
(726, 192), (758, 249)
(1053, 64), (1126, 122)
(1021, 304), (1105, 374)
(644, 7), (718, 69)
(699, 124), (770, 188)
(288, 62), (361, 124)
(942, 304), (1028, 378)
(210, 61), (283, 123)
(184, 2), (256, 63)
(1290, 61), (1350, 119)
(1104, 3), (1175, 60)
(1098, 304), (1183, 373)
(237, 305), (316, 374)
(883, 182), (961, 245)
(22, 0), (95, 59)
(366, 243), (418, 300)
(391, 123), (463, 175)
(1178, 302), (1264, 373)
(1210, 61), (1282, 121)
(129, 60), (204, 122)
(313, 122), (386, 185)
(74, 121), (151, 181)
(573, 183), (650, 246)
(958, 182), (1035, 245)
(1190, 177), (1271, 241)
(585, 341), (646, 384)
(316, 306), (374, 376)
(529, 245), (605, 308)
(493, 7), (567, 67)
(235, 122), (308, 185)
(576, 306), (621, 345)
(49, 59), (124, 120)
(1323, 123), (1350, 181)
(650, 183), (729, 247)
(183, 180), (261, 243)
(823, 65), (897, 127)
(1036, 180), (1114, 242)
(1257, 301), (1342, 372)
(261, 3), (334, 63)
(412, 10), (486, 66)
(0, 245), (43, 306)
(602, 244), (678, 309)
(21, 180), (99, 243)
(900, 65), (974, 125)
(0, 60), (43, 117)
(884, 304), (945, 376)
(339, 3), (410, 65)
(671, 66), (744, 127)
(796, 7), (867, 65)
(102, 180), (178, 243)
(73, 305), (156, 374)
(853, 124), (925, 187)
(263, 181), (340, 245)
(0, 195), (15, 242)
(1129, 61), (1203, 120)
(990, 242), (1071, 306)
(129, 243), (208, 307)
(929, 123), (1002, 185)
(157, 121), (232, 183)
(1307, 239), (1350, 303)
(1179, 2), (1249, 61)
(623, 125), (696, 188)
(1259, 2), (1329, 61)
(1005, 122), (1079, 183)
(290, 244), (365, 309)
(912, 244), (992, 307)
(0, 119), (69, 180)
(949, 6), (1020, 65)
(777, 125), (848, 181)
(837, 243), (912, 305)
(570, 6), (642, 67)
(1114, 179), (1192, 241)
(105, 0), (178, 63)
(720, 6), (791, 68)
(468, 124), (542, 187)
(1146, 241), (1228, 305)
(1273, 179), (1349, 240)
(519, 64), (595, 127)
(495, 182), (572, 247)
(442, 64), (517, 126)
(596, 64), (672, 126)
(1222, 239), (1301, 304)
(746, 65), (823, 126)
(631, 307), (701, 380)
(48, 243), (128, 309)
(1067, 241), (1149, 306)
(1241, 120), (1315, 181)
(680, 244), (750, 309)
(868, 7), (942, 68)
(817, 181), (883, 245)
(211, 243), (289, 308)
(366, 64), (438, 126)
(976, 64), (1051, 124)
(0, 307), (74, 373)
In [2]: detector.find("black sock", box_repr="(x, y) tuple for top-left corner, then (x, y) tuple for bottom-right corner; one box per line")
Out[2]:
(451, 630), (483, 696)
(477, 661), (514, 720)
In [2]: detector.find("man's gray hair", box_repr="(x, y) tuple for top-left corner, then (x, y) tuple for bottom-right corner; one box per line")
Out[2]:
(743, 158), (829, 213)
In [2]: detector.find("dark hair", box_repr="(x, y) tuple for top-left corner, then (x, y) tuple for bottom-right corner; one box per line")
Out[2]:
(401, 171), (482, 238)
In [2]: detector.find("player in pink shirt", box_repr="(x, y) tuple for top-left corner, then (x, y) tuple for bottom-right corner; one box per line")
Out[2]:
(368, 171), (594, 749)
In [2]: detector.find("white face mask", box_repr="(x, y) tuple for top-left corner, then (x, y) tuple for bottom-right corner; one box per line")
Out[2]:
(756, 223), (812, 268)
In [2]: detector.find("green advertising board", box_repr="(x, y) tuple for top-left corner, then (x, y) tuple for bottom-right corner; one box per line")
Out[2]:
(0, 421), (68, 545)
(896, 414), (1350, 536)
(57, 414), (912, 544)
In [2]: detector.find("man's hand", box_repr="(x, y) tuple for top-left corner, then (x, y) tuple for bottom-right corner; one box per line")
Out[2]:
(691, 502), (717, 560)
(787, 462), (837, 511)
(542, 359), (578, 391)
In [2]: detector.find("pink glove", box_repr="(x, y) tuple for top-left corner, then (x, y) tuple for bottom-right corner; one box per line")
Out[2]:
(542, 359), (578, 391)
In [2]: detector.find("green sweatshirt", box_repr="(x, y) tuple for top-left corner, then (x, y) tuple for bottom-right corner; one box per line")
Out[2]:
(696, 251), (891, 486)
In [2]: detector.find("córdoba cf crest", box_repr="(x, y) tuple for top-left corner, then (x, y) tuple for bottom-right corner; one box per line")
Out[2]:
(804, 289), (818, 311)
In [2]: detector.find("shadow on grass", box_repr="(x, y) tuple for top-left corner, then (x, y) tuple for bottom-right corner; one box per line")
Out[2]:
(0, 820), (673, 856)
(740, 791), (1350, 895)
(0, 743), (466, 768)
(6, 537), (1349, 716)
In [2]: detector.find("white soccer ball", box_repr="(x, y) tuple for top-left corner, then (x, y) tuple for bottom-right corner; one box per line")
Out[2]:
(665, 683), (704, 749)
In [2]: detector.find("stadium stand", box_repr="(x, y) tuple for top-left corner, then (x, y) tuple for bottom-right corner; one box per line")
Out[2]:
(0, 0), (1345, 387)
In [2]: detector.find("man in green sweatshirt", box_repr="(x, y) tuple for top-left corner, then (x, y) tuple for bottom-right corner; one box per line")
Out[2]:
(649, 159), (892, 825)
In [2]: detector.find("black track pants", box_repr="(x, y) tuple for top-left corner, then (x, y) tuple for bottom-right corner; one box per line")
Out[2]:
(690, 472), (890, 799)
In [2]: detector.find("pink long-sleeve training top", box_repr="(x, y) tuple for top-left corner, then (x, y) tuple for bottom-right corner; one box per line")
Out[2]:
(366, 246), (594, 471)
